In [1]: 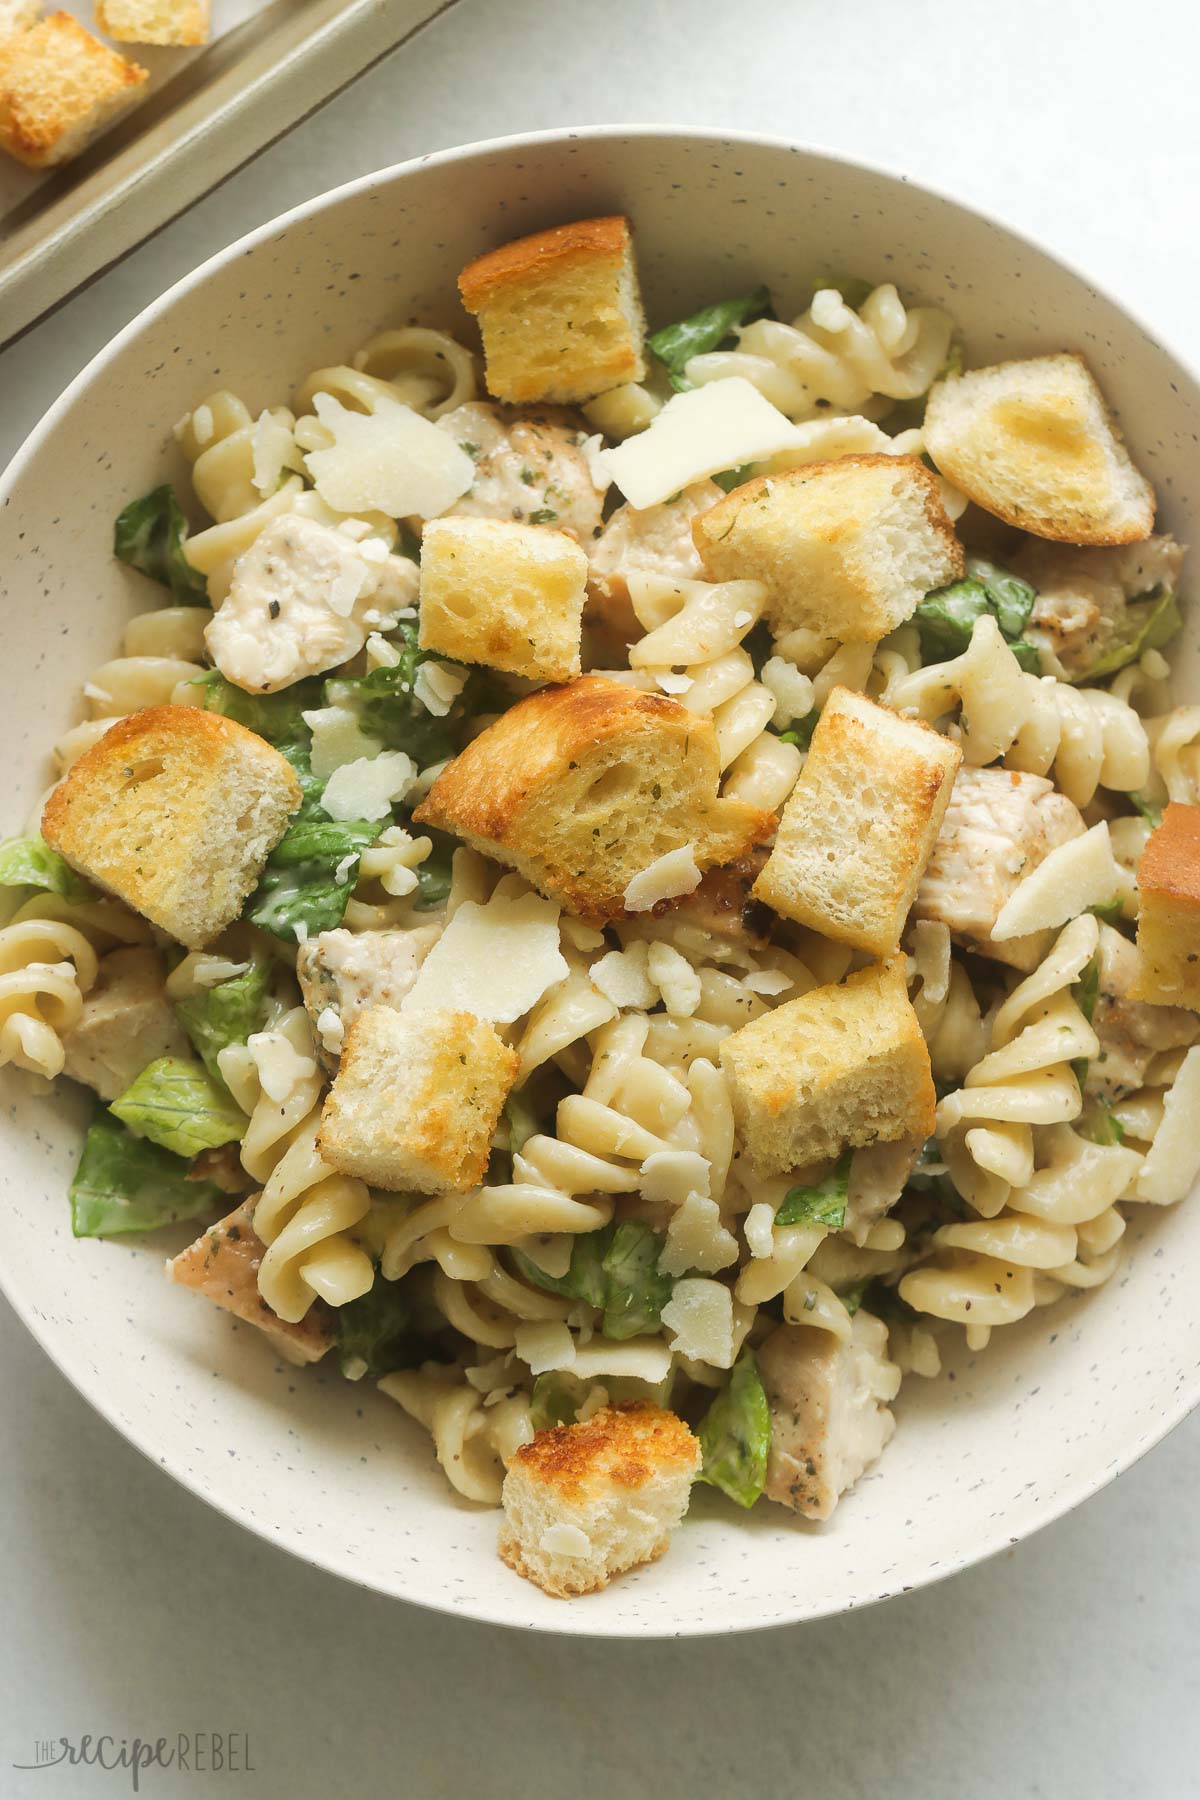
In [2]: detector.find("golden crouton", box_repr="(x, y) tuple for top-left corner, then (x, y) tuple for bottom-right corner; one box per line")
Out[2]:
(719, 958), (936, 1175)
(692, 455), (963, 641)
(923, 353), (1155, 545)
(413, 675), (774, 922)
(419, 516), (586, 683)
(0, 12), (146, 168)
(96, 0), (209, 45)
(318, 1006), (519, 1194)
(41, 706), (301, 950)
(168, 1200), (333, 1366)
(1132, 803), (1200, 1009)
(458, 216), (647, 405)
(754, 687), (961, 955)
(499, 1403), (700, 1597)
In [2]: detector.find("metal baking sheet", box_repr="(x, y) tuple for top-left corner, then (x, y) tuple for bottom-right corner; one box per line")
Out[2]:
(0, 0), (459, 348)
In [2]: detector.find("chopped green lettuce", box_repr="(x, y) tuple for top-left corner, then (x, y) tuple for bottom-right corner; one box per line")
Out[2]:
(1130, 792), (1164, 830)
(512, 1226), (613, 1310)
(1079, 588), (1182, 682)
(648, 286), (773, 391)
(712, 464), (754, 493)
(1087, 897), (1126, 926)
(110, 1057), (246, 1157)
(334, 1275), (432, 1380)
(412, 830), (455, 912)
(69, 1111), (222, 1237)
(245, 742), (385, 943)
(113, 485), (208, 603)
(513, 1219), (674, 1337)
(503, 1088), (540, 1157)
(696, 1348), (770, 1508)
(777, 710), (819, 751)
(916, 557), (1040, 672)
(173, 955), (273, 1084)
(198, 670), (325, 747)
(0, 834), (92, 902)
(325, 620), (469, 767)
(1082, 1102), (1126, 1147)
(775, 1150), (852, 1228)
(529, 1372), (585, 1431)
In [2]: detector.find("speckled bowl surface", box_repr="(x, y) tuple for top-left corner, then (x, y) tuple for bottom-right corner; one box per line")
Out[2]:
(3, 127), (1199, 1637)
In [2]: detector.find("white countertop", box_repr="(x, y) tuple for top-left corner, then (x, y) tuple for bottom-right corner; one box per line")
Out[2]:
(3, 1), (1199, 1793)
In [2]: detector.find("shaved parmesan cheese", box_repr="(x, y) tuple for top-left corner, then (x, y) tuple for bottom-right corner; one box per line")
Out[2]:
(578, 432), (612, 494)
(321, 750), (417, 822)
(540, 1523), (592, 1557)
(640, 1149), (710, 1206)
(1137, 1046), (1200, 1203)
(742, 968), (793, 996)
(992, 822), (1119, 940)
(514, 1320), (576, 1375)
(251, 410), (297, 497)
(660, 1278), (748, 1368)
(316, 1006), (345, 1054)
(598, 377), (804, 509)
(247, 1029), (317, 1103)
(305, 392), (475, 520)
(413, 660), (468, 717)
(660, 1194), (739, 1277)
(760, 656), (816, 727)
(655, 671), (694, 696)
(623, 845), (702, 913)
(569, 1337), (673, 1383)
(743, 1202), (776, 1259)
(302, 703), (380, 779)
(590, 942), (658, 1010)
(365, 632), (402, 671)
(647, 941), (702, 1017)
(403, 889), (567, 1024)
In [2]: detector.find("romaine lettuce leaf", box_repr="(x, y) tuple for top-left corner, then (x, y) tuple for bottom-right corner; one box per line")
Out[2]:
(529, 1371), (584, 1431)
(334, 1274), (432, 1380)
(512, 1225), (613, 1310)
(245, 741), (385, 943)
(69, 1111), (222, 1237)
(198, 671), (325, 747)
(915, 557), (1040, 672)
(113, 485), (208, 603)
(173, 956), (273, 1084)
(649, 286), (773, 391)
(696, 1347), (770, 1508)
(413, 829), (455, 912)
(1081, 588), (1182, 681)
(775, 1150), (852, 1228)
(110, 1057), (247, 1157)
(325, 620), (467, 768)
(601, 1220), (674, 1339)
(0, 834), (92, 901)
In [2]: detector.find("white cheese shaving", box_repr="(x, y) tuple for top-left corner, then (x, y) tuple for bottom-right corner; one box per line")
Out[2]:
(250, 410), (296, 497)
(359, 536), (389, 564)
(660, 1194), (739, 1277)
(413, 660), (468, 718)
(992, 822), (1119, 940)
(646, 941), (702, 1017)
(247, 1029), (318, 1103)
(302, 703), (380, 780)
(334, 854), (357, 886)
(578, 431), (613, 495)
(402, 889), (568, 1024)
(741, 968), (793, 996)
(514, 1320), (576, 1376)
(316, 1006), (345, 1054)
(640, 1149), (711, 1206)
(365, 631), (402, 670)
(1137, 1046), (1200, 1203)
(305, 392), (475, 520)
(540, 1523), (592, 1558)
(743, 1202), (777, 1259)
(598, 377), (804, 509)
(589, 941), (658, 1010)
(654, 671), (694, 695)
(623, 845), (702, 913)
(321, 750), (417, 822)
(661, 1278), (749, 1368)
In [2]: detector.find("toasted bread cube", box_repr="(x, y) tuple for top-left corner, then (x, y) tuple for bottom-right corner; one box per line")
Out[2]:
(719, 958), (935, 1175)
(318, 1006), (518, 1193)
(96, 0), (208, 44)
(419, 517), (586, 683)
(413, 675), (774, 922)
(754, 687), (960, 955)
(168, 1199), (333, 1366)
(458, 216), (647, 406)
(1132, 803), (1200, 1009)
(693, 455), (962, 641)
(499, 1403), (700, 1597)
(0, 13), (146, 168)
(61, 946), (189, 1100)
(914, 765), (1086, 972)
(758, 1314), (900, 1520)
(924, 354), (1155, 546)
(41, 706), (302, 949)
(0, 0), (40, 42)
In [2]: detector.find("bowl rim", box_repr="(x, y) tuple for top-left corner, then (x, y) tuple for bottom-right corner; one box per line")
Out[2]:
(4, 121), (1199, 1638)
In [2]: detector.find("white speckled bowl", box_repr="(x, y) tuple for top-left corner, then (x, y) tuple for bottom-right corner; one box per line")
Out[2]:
(3, 128), (1199, 1637)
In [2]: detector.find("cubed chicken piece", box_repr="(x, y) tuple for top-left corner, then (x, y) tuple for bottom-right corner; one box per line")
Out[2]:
(167, 1199), (333, 1364)
(436, 401), (606, 543)
(296, 924), (440, 1068)
(1088, 921), (1198, 1099)
(1016, 534), (1184, 680)
(844, 1136), (923, 1246)
(914, 766), (1086, 971)
(757, 1312), (901, 1521)
(206, 515), (419, 694)
(586, 480), (723, 655)
(61, 946), (190, 1100)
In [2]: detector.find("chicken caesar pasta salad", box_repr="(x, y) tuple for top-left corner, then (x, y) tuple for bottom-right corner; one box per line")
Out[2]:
(5, 215), (1199, 1599)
